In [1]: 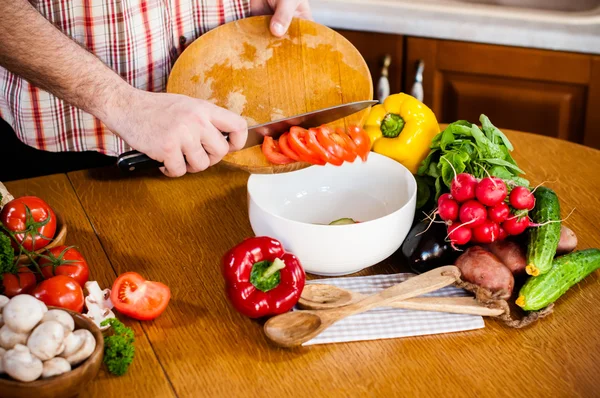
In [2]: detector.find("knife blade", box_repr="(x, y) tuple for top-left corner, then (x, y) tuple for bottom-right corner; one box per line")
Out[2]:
(116, 99), (378, 172)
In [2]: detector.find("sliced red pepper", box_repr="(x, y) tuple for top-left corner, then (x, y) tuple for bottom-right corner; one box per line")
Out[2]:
(278, 132), (300, 161)
(221, 236), (306, 318)
(306, 128), (343, 166)
(317, 126), (357, 163)
(262, 136), (295, 165)
(288, 127), (326, 165)
(347, 125), (371, 162)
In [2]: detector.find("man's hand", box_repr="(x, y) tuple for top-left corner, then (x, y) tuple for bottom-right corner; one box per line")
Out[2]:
(105, 88), (248, 177)
(250, 0), (313, 37)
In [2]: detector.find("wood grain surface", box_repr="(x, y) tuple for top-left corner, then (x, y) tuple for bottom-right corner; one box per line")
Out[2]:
(166, 16), (372, 173)
(5, 131), (600, 397)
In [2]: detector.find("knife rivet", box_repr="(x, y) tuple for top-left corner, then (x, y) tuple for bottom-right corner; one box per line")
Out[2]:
(129, 166), (135, 171)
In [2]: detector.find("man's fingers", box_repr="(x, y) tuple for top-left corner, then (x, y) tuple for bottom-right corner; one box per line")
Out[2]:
(162, 152), (187, 177)
(202, 127), (231, 166)
(296, 1), (312, 20)
(209, 106), (248, 151)
(270, 0), (299, 37)
(183, 145), (210, 173)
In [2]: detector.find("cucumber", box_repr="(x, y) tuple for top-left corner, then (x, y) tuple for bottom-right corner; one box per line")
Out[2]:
(329, 218), (358, 225)
(525, 186), (561, 276)
(517, 249), (600, 311)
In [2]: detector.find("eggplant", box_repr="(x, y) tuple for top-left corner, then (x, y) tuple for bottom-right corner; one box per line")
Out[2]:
(400, 220), (461, 274)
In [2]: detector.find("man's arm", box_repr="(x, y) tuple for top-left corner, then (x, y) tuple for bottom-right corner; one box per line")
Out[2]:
(0, 1), (248, 177)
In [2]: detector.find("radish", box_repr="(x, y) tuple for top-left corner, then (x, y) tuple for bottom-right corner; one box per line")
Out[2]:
(475, 177), (507, 207)
(502, 214), (530, 235)
(472, 220), (500, 244)
(488, 202), (510, 223)
(448, 223), (472, 247)
(438, 194), (459, 221)
(459, 200), (487, 227)
(509, 186), (535, 210)
(450, 173), (478, 203)
(497, 226), (508, 241)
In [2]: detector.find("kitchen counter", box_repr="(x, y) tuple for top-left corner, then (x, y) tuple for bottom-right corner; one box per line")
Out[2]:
(311, 0), (600, 55)
(5, 130), (600, 397)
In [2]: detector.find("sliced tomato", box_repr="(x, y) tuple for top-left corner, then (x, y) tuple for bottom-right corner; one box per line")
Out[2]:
(347, 126), (371, 162)
(262, 136), (295, 165)
(278, 132), (300, 161)
(288, 127), (326, 165)
(306, 128), (343, 166)
(110, 272), (171, 321)
(317, 126), (357, 163)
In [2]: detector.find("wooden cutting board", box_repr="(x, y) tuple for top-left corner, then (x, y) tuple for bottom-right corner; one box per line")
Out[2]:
(166, 16), (373, 173)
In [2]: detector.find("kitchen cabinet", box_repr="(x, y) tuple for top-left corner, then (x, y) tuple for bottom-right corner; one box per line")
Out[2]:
(404, 38), (593, 145)
(336, 30), (404, 100)
(333, 28), (600, 149)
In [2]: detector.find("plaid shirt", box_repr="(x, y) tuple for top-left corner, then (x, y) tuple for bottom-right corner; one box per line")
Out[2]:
(0, 0), (250, 156)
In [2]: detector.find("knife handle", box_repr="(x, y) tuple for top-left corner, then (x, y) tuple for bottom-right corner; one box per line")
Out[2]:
(117, 150), (164, 172)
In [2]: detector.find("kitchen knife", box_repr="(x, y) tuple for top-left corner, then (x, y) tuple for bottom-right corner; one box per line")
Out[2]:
(116, 99), (378, 172)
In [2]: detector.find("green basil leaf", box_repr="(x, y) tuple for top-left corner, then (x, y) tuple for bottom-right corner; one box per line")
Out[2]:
(430, 131), (443, 149)
(480, 114), (514, 151)
(440, 129), (455, 151)
(417, 149), (438, 176)
(440, 156), (456, 188)
(428, 161), (441, 178)
(510, 176), (530, 187)
(434, 177), (443, 201)
(488, 165), (513, 180)
(481, 158), (525, 174)
(415, 176), (431, 209)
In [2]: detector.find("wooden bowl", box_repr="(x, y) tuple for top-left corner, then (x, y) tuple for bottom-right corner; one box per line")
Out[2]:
(16, 212), (67, 265)
(0, 307), (104, 398)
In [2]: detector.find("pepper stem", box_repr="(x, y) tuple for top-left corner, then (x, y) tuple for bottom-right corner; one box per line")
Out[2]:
(263, 258), (286, 278)
(381, 113), (405, 138)
(249, 258), (286, 292)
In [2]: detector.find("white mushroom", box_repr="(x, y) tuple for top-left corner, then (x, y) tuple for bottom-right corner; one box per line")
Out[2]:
(0, 347), (5, 374)
(0, 295), (9, 310)
(63, 329), (96, 366)
(2, 295), (46, 333)
(83, 281), (115, 331)
(61, 332), (85, 358)
(42, 357), (71, 379)
(0, 182), (14, 208)
(2, 344), (43, 382)
(0, 324), (28, 349)
(27, 321), (65, 361)
(0, 313), (4, 328)
(41, 309), (75, 334)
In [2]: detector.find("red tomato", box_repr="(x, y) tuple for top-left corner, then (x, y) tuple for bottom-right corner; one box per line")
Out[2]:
(288, 127), (326, 165)
(306, 128), (343, 166)
(317, 126), (357, 163)
(39, 246), (89, 287)
(262, 136), (295, 165)
(347, 126), (371, 162)
(278, 133), (300, 161)
(32, 275), (84, 312)
(1, 270), (37, 298)
(111, 272), (171, 321)
(0, 196), (57, 252)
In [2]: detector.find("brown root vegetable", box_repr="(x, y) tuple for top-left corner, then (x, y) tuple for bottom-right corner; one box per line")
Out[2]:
(454, 246), (514, 300)
(557, 225), (577, 255)
(482, 240), (527, 276)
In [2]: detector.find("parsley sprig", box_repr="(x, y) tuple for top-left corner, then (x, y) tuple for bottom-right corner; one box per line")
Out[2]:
(101, 318), (136, 376)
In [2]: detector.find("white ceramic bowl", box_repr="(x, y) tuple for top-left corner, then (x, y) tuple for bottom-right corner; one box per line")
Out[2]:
(247, 152), (417, 276)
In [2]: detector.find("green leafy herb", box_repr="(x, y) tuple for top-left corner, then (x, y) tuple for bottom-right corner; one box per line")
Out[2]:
(101, 318), (135, 376)
(416, 114), (528, 207)
(0, 232), (16, 279)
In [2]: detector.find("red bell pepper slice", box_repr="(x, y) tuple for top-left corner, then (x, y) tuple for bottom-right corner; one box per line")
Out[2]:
(221, 236), (306, 318)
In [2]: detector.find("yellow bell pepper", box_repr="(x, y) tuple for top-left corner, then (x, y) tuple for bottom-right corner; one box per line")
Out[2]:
(364, 93), (440, 174)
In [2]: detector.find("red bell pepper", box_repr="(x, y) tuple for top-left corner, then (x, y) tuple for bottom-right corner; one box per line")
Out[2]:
(221, 236), (305, 318)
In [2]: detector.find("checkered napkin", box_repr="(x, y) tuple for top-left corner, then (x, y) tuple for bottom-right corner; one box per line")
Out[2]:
(299, 273), (485, 346)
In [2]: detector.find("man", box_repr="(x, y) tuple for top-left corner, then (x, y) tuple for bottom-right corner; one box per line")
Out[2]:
(0, 0), (312, 179)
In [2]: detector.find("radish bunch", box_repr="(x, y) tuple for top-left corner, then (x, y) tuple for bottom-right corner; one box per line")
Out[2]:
(437, 173), (535, 248)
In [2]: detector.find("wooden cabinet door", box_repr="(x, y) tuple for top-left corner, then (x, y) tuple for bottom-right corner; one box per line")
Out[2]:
(336, 29), (403, 100)
(405, 38), (592, 144)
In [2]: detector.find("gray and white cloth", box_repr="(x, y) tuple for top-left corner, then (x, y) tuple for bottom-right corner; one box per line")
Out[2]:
(300, 273), (485, 346)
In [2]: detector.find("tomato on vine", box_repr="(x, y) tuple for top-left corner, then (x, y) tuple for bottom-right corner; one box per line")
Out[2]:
(39, 245), (89, 286)
(0, 196), (57, 252)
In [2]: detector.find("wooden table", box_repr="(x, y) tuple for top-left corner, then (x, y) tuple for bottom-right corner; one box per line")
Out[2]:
(5, 131), (600, 397)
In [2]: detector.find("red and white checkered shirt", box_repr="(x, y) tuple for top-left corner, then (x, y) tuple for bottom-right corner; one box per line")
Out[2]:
(0, 0), (250, 156)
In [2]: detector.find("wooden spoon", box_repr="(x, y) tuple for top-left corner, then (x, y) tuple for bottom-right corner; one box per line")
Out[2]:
(298, 283), (503, 317)
(263, 266), (459, 347)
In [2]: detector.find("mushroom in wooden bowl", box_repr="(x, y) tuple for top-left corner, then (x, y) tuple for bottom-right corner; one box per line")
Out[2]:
(0, 295), (104, 398)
